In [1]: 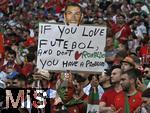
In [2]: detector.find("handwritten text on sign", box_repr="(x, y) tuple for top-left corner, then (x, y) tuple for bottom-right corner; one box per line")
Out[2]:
(37, 23), (106, 72)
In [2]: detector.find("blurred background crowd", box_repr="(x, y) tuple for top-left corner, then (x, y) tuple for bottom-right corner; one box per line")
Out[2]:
(0, 0), (150, 113)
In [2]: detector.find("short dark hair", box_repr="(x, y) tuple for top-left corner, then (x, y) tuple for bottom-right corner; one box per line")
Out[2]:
(143, 63), (150, 68)
(26, 53), (35, 62)
(65, 2), (83, 13)
(88, 74), (99, 82)
(116, 14), (126, 19)
(123, 69), (138, 81)
(111, 65), (121, 70)
(142, 88), (150, 97)
(8, 49), (16, 58)
(104, 69), (111, 76)
(74, 73), (86, 83)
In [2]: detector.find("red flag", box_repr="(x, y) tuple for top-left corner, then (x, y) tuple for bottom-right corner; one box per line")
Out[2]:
(0, 32), (4, 57)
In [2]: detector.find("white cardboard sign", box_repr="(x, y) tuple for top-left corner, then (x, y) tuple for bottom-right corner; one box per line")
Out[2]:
(37, 23), (106, 72)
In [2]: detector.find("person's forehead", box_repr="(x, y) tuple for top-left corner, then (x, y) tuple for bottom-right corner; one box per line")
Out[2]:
(61, 81), (73, 87)
(135, 15), (140, 18)
(135, 3), (141, 7)
(122, 62), (130, 65)
(6, 79), (12, 83)
(117, 16), (124, 18)
(107, 37), (113, 40)
(101, 73), (107, 77)
(7, 54), (14, 56)
(112, 68), (121, 73)
(121, 73), (128, 78)
(13, 79), (19, 82)
(92, 75), (98, 79)
(66, 6), (81, 11)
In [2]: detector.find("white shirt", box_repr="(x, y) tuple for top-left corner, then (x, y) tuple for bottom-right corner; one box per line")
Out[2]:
(83, 83), (104, 99)
(147, 82), (150, 88)
(47, 89), (56, 99)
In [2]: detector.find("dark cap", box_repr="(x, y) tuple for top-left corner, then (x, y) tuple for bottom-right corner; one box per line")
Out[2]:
(121, 56), (135, 66)
(104, 69), (111, 76)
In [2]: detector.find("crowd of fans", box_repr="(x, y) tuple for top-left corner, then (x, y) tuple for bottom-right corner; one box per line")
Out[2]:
(0, 0), (150, 113)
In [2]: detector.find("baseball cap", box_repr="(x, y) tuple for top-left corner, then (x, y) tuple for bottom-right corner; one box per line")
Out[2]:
(121, 56), (135, 66)
(104, 69), (111, 76)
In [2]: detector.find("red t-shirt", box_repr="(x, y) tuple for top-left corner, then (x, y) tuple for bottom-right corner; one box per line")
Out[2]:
(21, 63), (34, 77)
(100, 88), (123, 106)
(139, 46), (150, 56)
(139, 46), (150, 63)
(24, 37), (37, 47)
(114, 91), (142, 113)
(110, 22), (131, 43)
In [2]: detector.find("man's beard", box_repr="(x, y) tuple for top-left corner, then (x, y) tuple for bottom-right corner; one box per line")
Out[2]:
(122, 84), (130, 92)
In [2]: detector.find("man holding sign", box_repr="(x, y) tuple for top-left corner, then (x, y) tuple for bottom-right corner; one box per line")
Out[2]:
(50, 3), (87, 113)
(37, 2), (106, 113)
